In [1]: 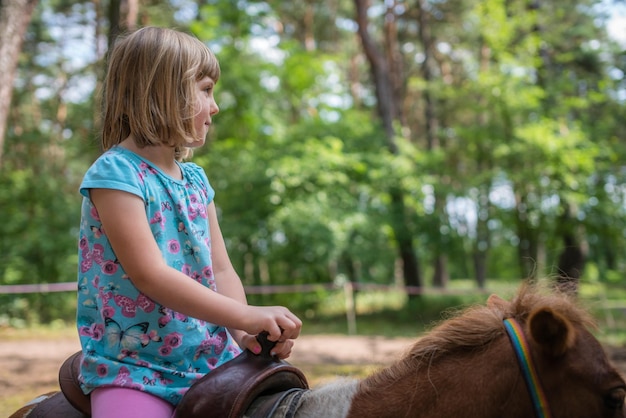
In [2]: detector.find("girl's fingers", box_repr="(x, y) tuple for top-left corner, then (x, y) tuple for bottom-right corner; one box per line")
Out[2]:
(270, 339), (294, 359)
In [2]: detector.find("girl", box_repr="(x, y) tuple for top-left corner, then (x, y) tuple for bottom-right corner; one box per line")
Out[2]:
(76, 26), (301, 418)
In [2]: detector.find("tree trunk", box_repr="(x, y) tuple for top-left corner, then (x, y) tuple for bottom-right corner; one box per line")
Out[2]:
(472, 42), (493, 288)
(555, 202), (586, 294)
(514, 190), (542, 279)
(0, 0), (39, 167)
(473, 184), (491, 289)
(354, 0), (421, 291)
(416, 0), (448, 288)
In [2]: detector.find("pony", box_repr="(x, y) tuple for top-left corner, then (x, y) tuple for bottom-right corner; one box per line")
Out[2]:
(10, 284), (626, 418)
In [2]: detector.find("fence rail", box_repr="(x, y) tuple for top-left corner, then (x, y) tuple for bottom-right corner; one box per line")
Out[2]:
(0, 281), (490, 295)
(2, 281), (625, 334)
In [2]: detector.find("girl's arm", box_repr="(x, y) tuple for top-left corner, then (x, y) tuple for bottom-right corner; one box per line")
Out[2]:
(207, 201), (299, 358)
(90, 188), (301, 348)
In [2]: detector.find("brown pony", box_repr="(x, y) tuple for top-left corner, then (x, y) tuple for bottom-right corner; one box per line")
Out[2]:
(10, 284), (626, 418)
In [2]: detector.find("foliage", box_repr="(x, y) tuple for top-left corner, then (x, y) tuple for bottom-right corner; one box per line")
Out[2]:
(1, 0), (625, 323)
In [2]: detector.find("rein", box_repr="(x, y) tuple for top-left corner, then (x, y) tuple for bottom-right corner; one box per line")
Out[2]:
(503, 318), (553, 418)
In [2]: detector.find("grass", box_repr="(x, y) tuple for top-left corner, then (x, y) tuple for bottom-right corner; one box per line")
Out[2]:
(0, 321), (76, 341)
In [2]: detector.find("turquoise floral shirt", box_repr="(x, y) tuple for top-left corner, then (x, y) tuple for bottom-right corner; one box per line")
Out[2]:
(76, 146), (240, 405)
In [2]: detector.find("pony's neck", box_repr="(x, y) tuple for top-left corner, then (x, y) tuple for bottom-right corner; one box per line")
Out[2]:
(346, 336), (536, 418)
(296, 379), (359, 418)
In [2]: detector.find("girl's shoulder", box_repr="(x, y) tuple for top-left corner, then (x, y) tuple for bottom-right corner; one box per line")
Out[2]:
(93, 146), (144, 171)
(80, 147), (147, 198)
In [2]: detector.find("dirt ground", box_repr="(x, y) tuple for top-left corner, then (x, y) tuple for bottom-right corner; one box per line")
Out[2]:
(0, 334), (415, 409)
(3, 335), (626, 413)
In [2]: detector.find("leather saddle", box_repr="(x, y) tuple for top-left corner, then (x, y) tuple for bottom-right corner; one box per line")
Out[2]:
(55, 332), (308, 418)
(175, 332), (309, 417)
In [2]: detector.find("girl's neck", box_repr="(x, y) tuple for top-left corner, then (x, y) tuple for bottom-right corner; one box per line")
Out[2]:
(119, 137), (182, 180)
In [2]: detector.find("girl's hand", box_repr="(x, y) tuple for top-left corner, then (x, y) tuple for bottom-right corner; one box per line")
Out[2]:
(233, 305), (302, 359)
(236, 332), (296, 359)
(240, 305), (302, 342)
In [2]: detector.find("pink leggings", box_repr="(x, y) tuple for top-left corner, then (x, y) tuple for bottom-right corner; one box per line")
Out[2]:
(91, 387), (175, 418)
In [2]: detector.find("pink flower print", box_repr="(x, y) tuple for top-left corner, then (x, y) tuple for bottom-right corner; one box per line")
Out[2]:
(96, 363), (108, 377)
(113, 366), (143, 390)
(194, 330), (226, 360)
(188, 206), (199, 221)
(79, 323), (105, 341)
(164, 332), (183, 348)
(173, 312), (188, 322)
(191, 271), (202, 283)
(202, 266), (213, 279)
(101, 260), (118, 275)
(167, 239), (180, 254)
(90, 205), (101, 221)
(79, 236), (89, 251)
(189, 194), (199, 204)
(91, 324), (105, 340)
(101, 306), (115, 319)
(139, 162), (157, 175)
(159, 345), (173, 356)
(150, 211), (165, 228)
(158, 315), (171, 328)
(207, 357), (219, 370)
(182, 264), (192, 276)
(113, 366), (131, 384)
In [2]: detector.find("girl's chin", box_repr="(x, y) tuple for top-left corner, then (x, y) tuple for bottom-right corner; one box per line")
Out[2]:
(188, 138), (206, 148)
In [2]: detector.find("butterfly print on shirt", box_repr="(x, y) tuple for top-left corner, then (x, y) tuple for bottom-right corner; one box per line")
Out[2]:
(114, 293), (156, 317)
(104, 317), (150, 352)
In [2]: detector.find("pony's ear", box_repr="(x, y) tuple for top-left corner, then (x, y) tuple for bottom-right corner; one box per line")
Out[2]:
(487, 294), (509, 311)
(528, 307), (576, 357)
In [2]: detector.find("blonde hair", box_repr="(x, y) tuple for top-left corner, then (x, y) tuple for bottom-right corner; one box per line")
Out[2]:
(101, 26), (220, 160)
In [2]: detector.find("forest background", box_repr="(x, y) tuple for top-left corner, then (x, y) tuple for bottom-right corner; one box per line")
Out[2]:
(0, 0), (625, 328)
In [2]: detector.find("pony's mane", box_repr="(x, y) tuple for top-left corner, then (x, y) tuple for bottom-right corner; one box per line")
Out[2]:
(360, 283), (594, 390)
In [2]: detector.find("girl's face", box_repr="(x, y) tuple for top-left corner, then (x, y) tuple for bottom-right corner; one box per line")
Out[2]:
(192, 76), (219, 147)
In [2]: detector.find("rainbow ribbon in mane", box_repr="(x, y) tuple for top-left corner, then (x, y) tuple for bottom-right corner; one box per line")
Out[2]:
(503, 318), (553, 418)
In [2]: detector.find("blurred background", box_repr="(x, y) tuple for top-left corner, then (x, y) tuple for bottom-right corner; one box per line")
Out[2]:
(0, 0), (625, 338)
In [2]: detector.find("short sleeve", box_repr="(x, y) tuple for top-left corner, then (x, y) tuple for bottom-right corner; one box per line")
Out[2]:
(79, 150), (144, 199)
